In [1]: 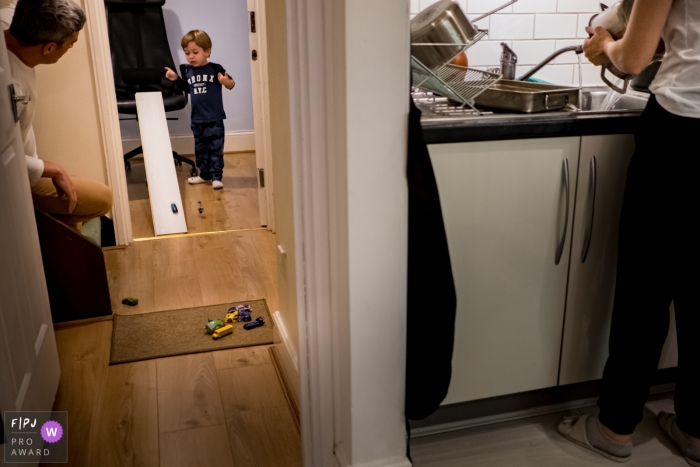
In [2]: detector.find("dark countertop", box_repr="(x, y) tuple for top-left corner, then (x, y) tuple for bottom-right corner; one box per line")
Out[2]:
(421, 110), (642, 145)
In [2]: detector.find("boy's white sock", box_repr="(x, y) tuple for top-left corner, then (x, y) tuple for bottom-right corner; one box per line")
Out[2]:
(212, 180), (224, 190)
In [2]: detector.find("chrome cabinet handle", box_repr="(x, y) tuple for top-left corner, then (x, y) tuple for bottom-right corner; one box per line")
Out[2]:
(555, 158), (570, 265)
(581, 156), (597, 263)
(8, 84), (30, 123)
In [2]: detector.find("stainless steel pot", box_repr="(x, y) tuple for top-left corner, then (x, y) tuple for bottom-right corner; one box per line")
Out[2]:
(410, 0), (475, 69)
(588, 0), (635, 93)
(630, 57), (662, 93)
(410, 0), (518, 69)
(589, 0), (634, 40)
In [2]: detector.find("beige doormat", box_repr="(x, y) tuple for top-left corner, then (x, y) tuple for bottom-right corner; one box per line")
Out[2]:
(110, 299), (273, 364)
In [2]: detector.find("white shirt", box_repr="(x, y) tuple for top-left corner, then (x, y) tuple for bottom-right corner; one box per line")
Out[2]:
(650, 0), (700, 118)
(1, 2), (45, 186)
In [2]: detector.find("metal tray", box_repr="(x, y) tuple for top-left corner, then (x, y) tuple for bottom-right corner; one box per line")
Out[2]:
(473, 80), (579, 113)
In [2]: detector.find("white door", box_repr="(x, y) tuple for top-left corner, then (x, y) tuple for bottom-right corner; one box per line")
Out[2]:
(559, 134), (677, 386)
(0, 31), (61, 430)
(429, 137), (580, 404)
(247, 0), (271, 228)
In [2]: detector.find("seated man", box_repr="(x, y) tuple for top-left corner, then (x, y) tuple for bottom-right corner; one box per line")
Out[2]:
(2, 0), (112, 230)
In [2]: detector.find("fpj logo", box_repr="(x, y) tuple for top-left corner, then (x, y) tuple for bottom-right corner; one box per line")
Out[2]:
(4, 411), (68, 463)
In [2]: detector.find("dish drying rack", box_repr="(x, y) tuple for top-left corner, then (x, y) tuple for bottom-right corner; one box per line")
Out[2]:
(411, 30), (501, 114)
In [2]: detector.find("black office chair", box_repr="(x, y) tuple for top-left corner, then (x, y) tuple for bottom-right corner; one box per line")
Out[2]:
(105, 0), (197, 176)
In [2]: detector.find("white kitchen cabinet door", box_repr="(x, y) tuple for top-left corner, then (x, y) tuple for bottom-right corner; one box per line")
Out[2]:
(559, 135), (677, 386)
(429, 137), (580, 404)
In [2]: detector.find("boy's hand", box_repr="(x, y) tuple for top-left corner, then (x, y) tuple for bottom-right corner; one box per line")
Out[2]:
(218, 72), (236, 90)
(164, 67), (178, 81)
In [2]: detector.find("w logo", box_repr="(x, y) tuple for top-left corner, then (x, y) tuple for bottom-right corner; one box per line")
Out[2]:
(41, 420), (63, 443)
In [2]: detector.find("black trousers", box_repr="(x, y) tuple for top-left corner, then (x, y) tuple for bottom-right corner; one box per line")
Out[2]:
(192, 120), (225, 181)
(597, 95), (700, 438)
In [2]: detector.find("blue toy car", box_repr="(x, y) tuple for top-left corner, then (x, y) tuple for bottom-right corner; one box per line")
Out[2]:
(244, 317), (265, 330)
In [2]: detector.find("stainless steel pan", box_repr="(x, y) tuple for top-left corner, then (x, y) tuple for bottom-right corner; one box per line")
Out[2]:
(410, 0), (517, 69)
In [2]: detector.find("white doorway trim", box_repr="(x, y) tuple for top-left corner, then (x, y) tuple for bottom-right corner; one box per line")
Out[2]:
(82, 0), (133, 245)
(285, 1), (411, 466)
(285, 0), (337, 464)
(248, 0), (276, 231)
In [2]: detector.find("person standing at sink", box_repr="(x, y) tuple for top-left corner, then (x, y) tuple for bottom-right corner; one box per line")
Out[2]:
(556, 0), (700, 465)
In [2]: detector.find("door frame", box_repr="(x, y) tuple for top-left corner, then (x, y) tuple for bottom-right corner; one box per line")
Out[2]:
(247, 0), (276, 232)
(285, 1), (411, 466)
(83, 0), (133, 245)
(87, 0), (277, 244)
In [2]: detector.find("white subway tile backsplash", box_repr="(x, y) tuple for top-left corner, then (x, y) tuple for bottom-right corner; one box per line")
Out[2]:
(516, 64), (574, 84)
(535, 14), (577, 39)
(469, 14), (489, 30)
(466, 40), (509, 67)
(554, 39), (588, 63)
(468, 0), (513, 14)
(557, 0), (599, 13)
(513, 0), (557, 13)
(577, 13), (594, 38)
(411, 0), (606, 75)
(575, 63), (605, 86)
(490, 15), (535, 39)
(511, 40), (555, 65)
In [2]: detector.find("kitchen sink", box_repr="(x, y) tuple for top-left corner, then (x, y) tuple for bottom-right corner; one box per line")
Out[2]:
(578, 87), (649, 112)
(414, 86), (650, 123)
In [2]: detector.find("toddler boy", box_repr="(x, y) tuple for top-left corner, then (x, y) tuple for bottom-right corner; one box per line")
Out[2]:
(165, 29), (235, 190)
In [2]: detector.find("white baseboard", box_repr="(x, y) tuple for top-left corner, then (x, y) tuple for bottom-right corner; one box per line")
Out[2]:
(271, 311), (300, 411)
(121, 130), (255, 156)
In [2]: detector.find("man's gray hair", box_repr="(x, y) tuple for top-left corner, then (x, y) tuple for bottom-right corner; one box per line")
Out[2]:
(10, 0), (86, 46)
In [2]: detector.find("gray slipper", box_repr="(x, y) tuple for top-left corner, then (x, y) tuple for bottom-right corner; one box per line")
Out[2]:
(658, 411), (700, 467)
(557, 413), (632, 463)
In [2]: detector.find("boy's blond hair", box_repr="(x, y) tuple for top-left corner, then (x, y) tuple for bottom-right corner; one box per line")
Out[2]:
(181, 29), (212, 51)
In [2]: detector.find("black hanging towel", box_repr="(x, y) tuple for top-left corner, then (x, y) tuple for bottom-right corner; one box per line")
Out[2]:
(405, 97), (458, 420)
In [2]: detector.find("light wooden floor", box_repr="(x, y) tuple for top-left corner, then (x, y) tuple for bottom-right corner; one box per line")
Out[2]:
(47, 230), (301, 467)
(410, 397), (689, 466)
(103, 229), (278, 315)
(127, 152), (260, 239)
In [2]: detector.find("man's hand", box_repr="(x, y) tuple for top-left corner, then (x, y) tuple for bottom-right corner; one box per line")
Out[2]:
(583, 26), (615, 67)
(218, 72), (235, 90)
(165, 67), (178, 81)
(42, 161), (77, 213)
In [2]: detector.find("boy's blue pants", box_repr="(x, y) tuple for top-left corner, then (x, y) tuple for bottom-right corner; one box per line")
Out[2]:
(192, 120), (225, 181)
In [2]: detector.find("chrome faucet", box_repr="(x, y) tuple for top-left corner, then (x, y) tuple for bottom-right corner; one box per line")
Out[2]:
(500, 43), (518, 80)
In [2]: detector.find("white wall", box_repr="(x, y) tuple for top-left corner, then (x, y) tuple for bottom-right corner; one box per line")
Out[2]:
(119, 0), (254, 138)
(33, 0), (108, 185)
(266, 0), (299, 380)
(412, 0), (606, 86)
(337, 0), (412, 465)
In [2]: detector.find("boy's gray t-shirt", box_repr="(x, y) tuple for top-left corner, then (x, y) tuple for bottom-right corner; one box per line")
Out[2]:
(178, 62), (227, 123)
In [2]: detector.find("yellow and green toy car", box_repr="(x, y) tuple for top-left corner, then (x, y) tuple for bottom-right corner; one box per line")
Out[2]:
(205, 318), (225, 334)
